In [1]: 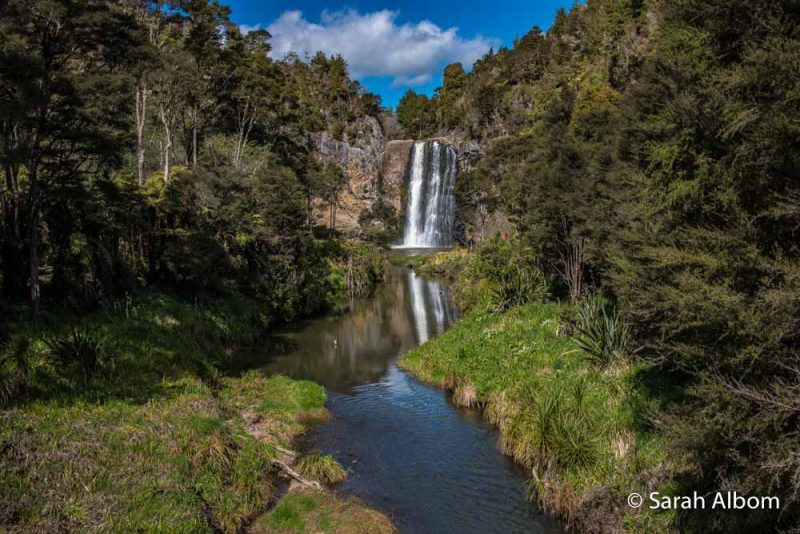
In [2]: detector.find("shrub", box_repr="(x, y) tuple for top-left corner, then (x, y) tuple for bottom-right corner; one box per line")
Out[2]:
(574, 297), (632, 366)
(491, 264), (548, 312)
(46, 328), (112, 383)
(0, 335), (37, 406)
(323, 241), (386, 310)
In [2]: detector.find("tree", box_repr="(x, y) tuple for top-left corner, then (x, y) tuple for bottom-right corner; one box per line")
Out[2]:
(606, 1), (800, 529)
(124, 0), (164, 186)
(396, 90), (436, 138)
(319, 163), (347, 230)
(176, 0), (230, 169)
(435, 63), (466, 130)
(0, 0), (142, 314)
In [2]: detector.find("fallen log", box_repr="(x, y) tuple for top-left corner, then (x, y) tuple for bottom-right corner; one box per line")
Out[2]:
(271, 459), (322, 491)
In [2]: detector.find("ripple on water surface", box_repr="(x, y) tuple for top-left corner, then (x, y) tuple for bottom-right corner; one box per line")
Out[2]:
(315, 365), (561, 533)
(246, 266), (562, 533)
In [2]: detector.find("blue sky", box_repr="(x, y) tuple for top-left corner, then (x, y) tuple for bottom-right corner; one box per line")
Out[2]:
(224, 0), (574, 107)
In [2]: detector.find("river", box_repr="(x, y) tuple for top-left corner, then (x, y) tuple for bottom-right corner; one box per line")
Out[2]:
(232, 263), (561, 533)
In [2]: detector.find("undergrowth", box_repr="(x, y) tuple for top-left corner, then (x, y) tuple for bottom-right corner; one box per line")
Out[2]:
(0, 291), (387, 532)
(400, 246), (678, 533)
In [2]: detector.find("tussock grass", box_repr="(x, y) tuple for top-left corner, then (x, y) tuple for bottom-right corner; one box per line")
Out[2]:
(403, 239), (548, 313)
(297, 454), (348, 486)
(400, 251), (676, 533)
(1, 378), (263, 532)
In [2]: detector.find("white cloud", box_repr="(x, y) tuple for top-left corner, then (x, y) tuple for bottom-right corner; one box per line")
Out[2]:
(238, 24), (263, 35)
(261, 10), (498, 87)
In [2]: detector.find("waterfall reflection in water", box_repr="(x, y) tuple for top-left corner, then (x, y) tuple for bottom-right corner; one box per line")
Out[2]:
(230, 265), (561, 533)
(229, 265), (454, 393)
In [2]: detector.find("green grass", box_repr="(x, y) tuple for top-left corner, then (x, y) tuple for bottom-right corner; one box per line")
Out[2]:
(0, 292), (273, 406)
(252, 491), (394, 534)
(399, 249), (677, 532)
(0, 370), (332, 533)
(3, 377), (250, 532)
(297, 455), (348, 486)
(0, 291), (359, 533)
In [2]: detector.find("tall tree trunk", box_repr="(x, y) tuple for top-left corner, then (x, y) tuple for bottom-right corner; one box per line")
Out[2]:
(234, 100), (255, 169)
(159, 104), (171, 183)
(3, 163), (19, 237)
(330, 193), (337, 230)
(192, 105), (198, 169)
(135, 75), (147, 186)
(28, 165), (40, 318)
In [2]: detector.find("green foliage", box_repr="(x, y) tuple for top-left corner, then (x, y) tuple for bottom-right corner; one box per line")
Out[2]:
(0, 295), (338, 532)
(573, 297), (632, 367)
(1, 376), (276, 533)
(414, 0), (800, 529)
(252, 491), (393, 534)
(297, 455), (348, 486)
(0, 0), (384, 320)
(0, 336), (32, 406)
(45, 328), (112, 384)
(491, 264), (548, 312)
(1, 0), (797, 531)
(400, 298), (672, 531)
(358, 199), (400, 243)
(396, 90), (437, 138)
(407, 236), (548, 313)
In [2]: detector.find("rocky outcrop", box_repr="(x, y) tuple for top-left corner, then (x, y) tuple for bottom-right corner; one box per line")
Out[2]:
(311, 121), (500, 246)
(311, 116), (384, 235)
(455, 139), (487, 174)
(382, 140), (414, 215)
(446, 137), (511, 246)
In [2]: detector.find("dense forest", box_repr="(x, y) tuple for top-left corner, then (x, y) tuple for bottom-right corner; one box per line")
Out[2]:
(398, 0), (800, 531)
(0, 0), (383, 321)
(0, 2), (392, 531)
(1, 0), (799, 532)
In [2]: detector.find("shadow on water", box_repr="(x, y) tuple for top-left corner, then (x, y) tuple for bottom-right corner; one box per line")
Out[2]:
(235, 263), (563, 533)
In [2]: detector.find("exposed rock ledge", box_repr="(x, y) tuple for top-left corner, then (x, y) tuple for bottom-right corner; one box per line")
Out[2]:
(311, 116), (385, 236)
(382, 139), (414, 215)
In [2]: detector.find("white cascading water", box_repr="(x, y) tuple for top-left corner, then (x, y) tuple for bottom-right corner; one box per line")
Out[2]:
(401, 140), (457, 248)
(407, 269), (455, 344)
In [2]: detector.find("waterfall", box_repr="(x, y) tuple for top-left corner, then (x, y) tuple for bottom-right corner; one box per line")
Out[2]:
(400, 140), (457, 248)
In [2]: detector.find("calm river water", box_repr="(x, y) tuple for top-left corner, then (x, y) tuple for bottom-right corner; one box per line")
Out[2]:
(235, 263), (561, 533)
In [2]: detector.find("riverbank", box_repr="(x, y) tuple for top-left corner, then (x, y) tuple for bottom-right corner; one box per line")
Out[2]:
(0, 243), (393, 532)
(398, 247), (678, 533)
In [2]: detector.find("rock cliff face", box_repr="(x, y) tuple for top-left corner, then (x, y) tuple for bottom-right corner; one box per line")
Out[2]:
(312, 121), (505, 246)
(382, 140), (414, 215)
(311, 116), (384, 236)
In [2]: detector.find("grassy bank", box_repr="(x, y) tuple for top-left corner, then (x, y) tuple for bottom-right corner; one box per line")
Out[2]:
(252, 490), (394, 534)
(1, 372), (327, 532)
(0, 243), (391, 532)
(398, 247), (677, 533)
